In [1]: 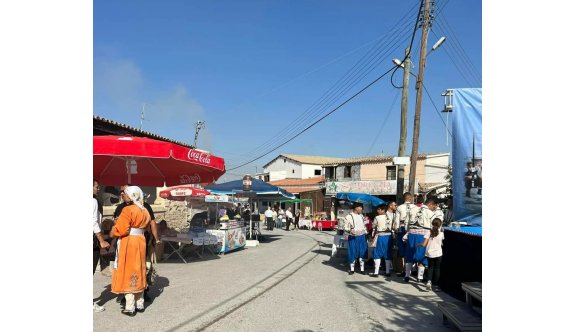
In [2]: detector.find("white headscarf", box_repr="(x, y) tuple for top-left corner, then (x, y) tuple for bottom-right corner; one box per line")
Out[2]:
(124, 186), (145, 210)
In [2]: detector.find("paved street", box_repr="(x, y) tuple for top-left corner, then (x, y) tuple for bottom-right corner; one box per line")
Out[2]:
(93, 229), (457, 331)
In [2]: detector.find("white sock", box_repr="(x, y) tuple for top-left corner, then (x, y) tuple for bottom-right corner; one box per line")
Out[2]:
(350, 263), (355, 271)
(385, 260), (392, 274)
(359, 258), (365, 271)
(417, 266), (425, 280)
(374, 259), (381, 274)
(405, 263), (411, 277)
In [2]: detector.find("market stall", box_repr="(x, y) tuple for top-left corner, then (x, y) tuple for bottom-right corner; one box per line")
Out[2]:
(206, 178), (295, 240)
(277, 199), (314, 229)
(203, 194), (247, 254)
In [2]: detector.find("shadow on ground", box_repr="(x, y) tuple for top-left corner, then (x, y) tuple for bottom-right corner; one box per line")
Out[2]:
(94, 275), (170, 310)
(345, 280), (458, 331)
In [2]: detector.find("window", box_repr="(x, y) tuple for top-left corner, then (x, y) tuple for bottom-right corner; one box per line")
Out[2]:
(344, 166), (352, 178)
(325, 167), (335, 180)
(292, 169), (295, 174)
(314, 169), (321, 176)
(283, 158), (286, 163)
(386, 166), (397, 180)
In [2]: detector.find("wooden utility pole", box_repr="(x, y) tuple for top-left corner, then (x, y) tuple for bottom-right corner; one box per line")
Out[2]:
(396, 47), (411, 203)
(408, 0), (432, 194)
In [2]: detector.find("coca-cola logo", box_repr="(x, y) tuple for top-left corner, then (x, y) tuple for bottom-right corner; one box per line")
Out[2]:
(187, 150), (211, 164)
(179, 174), (202, 184)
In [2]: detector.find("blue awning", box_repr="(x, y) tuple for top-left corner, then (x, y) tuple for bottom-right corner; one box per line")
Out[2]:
(205, 178), (295, 199)
(336, 192), (386, 207)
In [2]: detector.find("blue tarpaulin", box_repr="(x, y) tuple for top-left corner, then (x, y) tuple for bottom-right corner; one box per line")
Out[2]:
(336, 192), (386, 207)
(205, 178), (295, 199)
(452, 88), (482, 227)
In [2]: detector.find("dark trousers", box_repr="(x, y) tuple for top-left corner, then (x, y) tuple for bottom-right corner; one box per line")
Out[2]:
(294, 218), (299, 230)
(427, 256), (442, 285)
(285, 218), (292, 231)
(266, 217), (274, 230)
(93, 249), (100, 275)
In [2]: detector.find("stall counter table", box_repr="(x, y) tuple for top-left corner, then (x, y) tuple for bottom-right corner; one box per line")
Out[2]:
(206, 226), (247, 254)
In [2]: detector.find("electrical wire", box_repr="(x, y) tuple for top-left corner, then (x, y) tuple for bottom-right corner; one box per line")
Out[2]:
(365, 89), (401, 155)
(229, 1), (423, 166)
(228, 64), (399, 171)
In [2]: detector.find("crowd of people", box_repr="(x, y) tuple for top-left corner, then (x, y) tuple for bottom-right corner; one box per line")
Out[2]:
(93, 180), (162, 316)
(263, 205), (302, 231)
(343, 193), (445, 292)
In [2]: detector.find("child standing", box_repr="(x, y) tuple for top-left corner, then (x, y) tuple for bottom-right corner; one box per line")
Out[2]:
(419, 218), (444, 291)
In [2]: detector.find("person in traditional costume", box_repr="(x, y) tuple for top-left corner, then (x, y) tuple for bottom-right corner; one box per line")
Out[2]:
(344, 202), (368, 275)
(370, 202), (397, 278)
(111, 186), (151, 316)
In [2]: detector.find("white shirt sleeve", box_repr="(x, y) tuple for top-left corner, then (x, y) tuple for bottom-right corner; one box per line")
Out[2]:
(93, 198), (101, 234)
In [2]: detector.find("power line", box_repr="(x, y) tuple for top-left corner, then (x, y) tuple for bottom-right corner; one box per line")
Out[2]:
(366, 89), (401, 155)
(231, 2), (423, 166)
(228, 65), (399, 171)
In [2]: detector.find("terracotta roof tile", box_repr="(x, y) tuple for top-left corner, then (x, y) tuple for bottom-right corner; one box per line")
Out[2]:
(282, 187), (323, 194)
(263, 154), (343, 168)
(268, 176), (325, 186)
(322, 153), (448, 166)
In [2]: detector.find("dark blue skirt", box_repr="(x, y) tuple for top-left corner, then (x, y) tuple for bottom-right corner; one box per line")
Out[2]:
(397, 226), (406, 257)
(373, 233), (393, 260)
(347, 234), (368, 263)
(405, 233), (428, 265)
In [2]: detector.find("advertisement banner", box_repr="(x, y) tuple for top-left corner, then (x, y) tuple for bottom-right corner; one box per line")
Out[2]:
(325, 180), (410, 195)
(452, 88), (482, 224)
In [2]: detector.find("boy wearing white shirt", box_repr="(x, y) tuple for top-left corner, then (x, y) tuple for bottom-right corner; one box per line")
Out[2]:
(344, 202), (368, 275)
(404, 196), (439, 283)
(370, 203), (396, 277)
(395, 193), (414, 276)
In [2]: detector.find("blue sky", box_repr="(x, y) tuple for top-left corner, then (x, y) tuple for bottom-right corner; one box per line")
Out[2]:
(94, 0), (482, 180)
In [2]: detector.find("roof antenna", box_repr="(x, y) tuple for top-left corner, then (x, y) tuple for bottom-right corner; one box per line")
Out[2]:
(140, 103), (145, 130)
(192, 120), (205, 149)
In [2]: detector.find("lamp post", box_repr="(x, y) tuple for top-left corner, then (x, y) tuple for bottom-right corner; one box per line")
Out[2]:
(407, 0), (446, 195)
(392, 35), (445, 199)
(394, 48), (411, 204)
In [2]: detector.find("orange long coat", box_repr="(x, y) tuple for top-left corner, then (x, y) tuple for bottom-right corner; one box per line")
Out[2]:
(111, 204), (151, 294)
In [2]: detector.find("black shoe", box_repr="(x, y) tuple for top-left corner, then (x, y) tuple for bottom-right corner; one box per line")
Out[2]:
(404, 277), (410, 283)
(136, 307), (145, 313)
(369, 273), (379, 278)
(348, 271), (355, 275)
(359, 271), (366, 275)
(121, 309), (136, 317)
(384, 273), (391, 277)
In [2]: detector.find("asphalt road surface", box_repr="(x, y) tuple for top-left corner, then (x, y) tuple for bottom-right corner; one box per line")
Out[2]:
(93, 228), (458, 331)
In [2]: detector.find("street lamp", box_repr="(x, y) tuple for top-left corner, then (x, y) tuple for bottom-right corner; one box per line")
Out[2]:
(391, 35), (446, 197)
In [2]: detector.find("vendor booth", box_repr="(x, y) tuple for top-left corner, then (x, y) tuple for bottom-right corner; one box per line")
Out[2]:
(206, 178), (295, 239)
(204, 194), (248, 254)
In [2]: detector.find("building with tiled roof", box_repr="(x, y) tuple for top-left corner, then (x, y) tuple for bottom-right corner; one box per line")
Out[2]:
(260, 154), (342, 182)
(322, 153), (449, 197)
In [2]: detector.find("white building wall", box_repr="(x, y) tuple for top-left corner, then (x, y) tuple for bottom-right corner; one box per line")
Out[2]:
(269, 171), (288, 181)
(301, 164), (323, 179)
(264, 157), (301, 180)
(424, 154), (449, 183)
